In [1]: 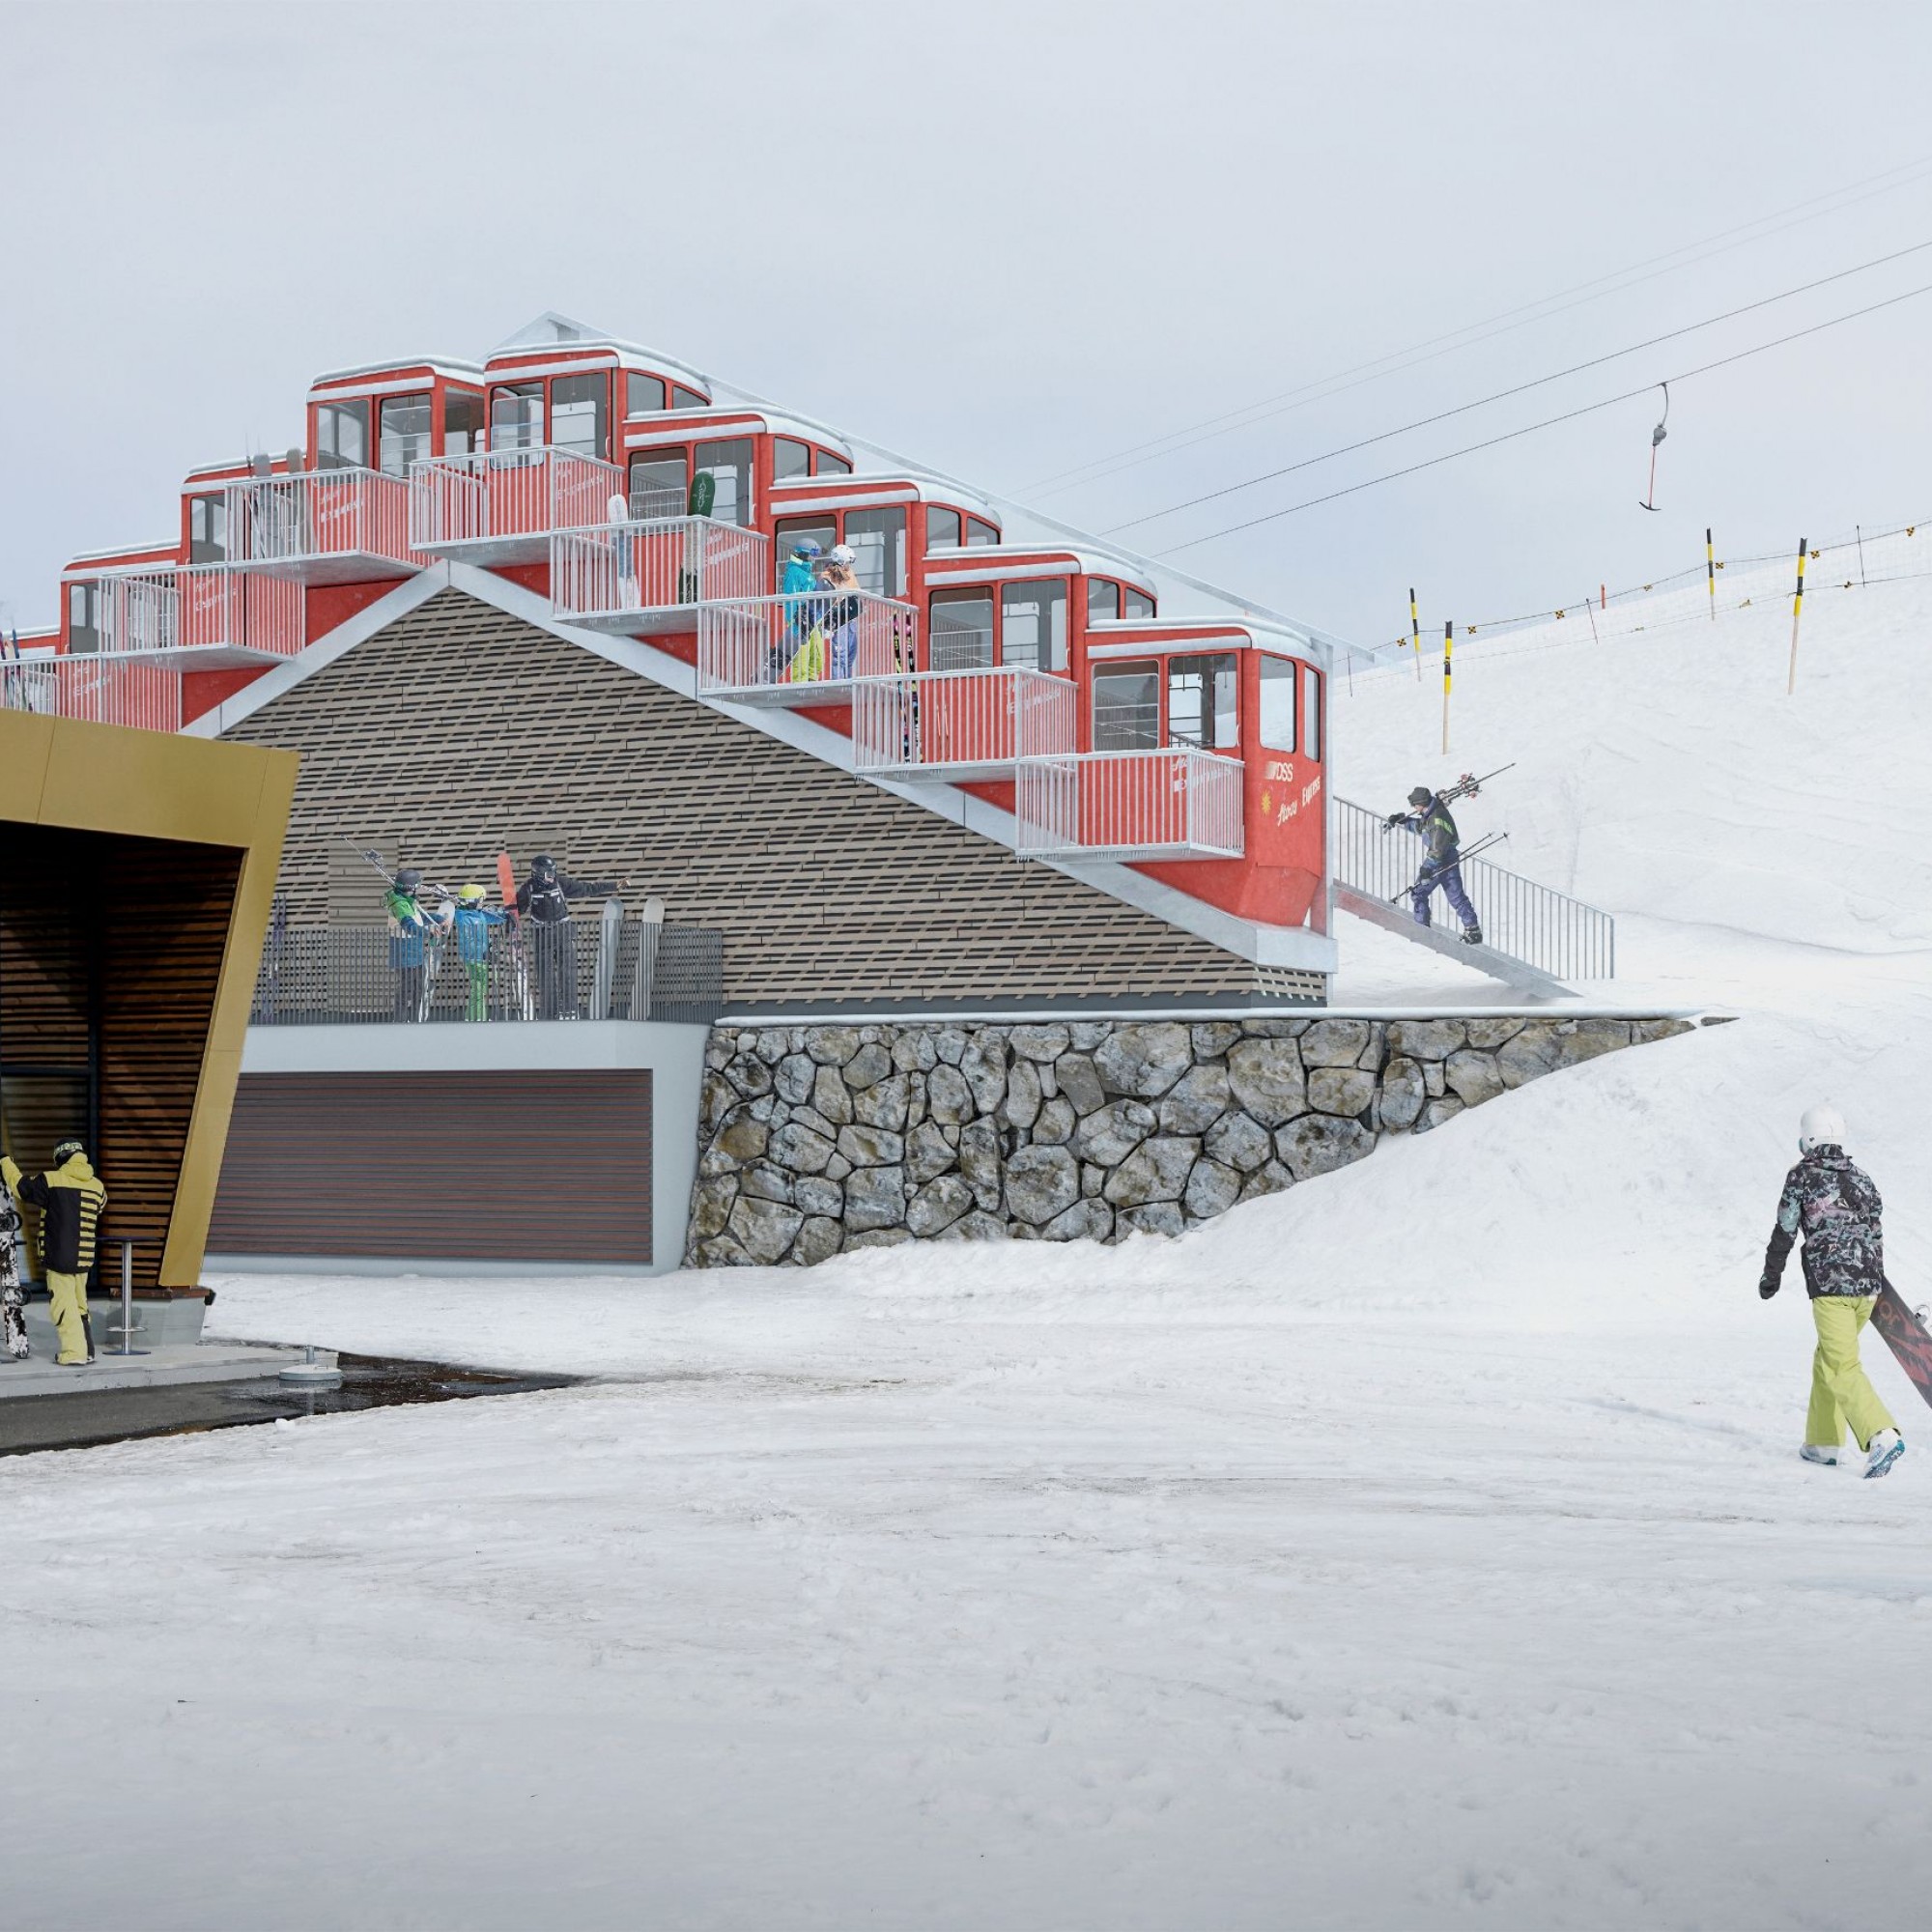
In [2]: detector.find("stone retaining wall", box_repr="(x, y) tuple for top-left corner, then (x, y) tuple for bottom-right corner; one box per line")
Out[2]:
(686, 1014), (1694, 1266)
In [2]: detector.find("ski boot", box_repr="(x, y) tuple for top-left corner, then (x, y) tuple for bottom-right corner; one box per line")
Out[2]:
(1864, 1430), (1905, 1480)
(1462, 924), (1484, 946)
(1799, 1443), (1838, 1466)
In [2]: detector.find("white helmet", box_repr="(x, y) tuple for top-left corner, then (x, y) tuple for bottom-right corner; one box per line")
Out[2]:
(828, 543), (857, 565)
(1799, 1103), (1846, 1153)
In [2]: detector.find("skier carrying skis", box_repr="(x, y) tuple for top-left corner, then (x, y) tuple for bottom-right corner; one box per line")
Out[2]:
(384, 867), (447, 1023)
(451, 883), (507, 1022)
(1760, 1104), (1905, 1478)
(517, 854), (618, 1020)
(1, 1178), (27, 1361)
(2, 1139), (106, 1368)
(1385, 785), (1483, 945)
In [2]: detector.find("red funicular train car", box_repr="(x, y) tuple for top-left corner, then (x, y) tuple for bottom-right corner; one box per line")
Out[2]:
(30, 313), (1332, 963)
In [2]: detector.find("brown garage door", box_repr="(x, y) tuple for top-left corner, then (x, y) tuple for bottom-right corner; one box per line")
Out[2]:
(210, 1069), (653, 1264)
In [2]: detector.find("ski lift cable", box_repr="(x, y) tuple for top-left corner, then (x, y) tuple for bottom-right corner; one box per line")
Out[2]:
(1103, 235), (1932, 538)
(1017, 152), (1932, 498)
(1156, 276), (1932, 555)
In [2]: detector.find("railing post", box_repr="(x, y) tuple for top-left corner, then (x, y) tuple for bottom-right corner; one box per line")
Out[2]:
(118, 1239), (148, 1357)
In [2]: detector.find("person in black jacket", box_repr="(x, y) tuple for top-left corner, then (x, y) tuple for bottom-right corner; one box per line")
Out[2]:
(516, 853), (619, 1019)
(1385, 785), (1483, 945)
(2, 1139), (106, 1367)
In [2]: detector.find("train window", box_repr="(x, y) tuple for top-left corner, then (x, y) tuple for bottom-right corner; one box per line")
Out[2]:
(551, 373), (610, 461)
(816, 448), (853, 475)
(1301, 663), (1322, 761)
(490, 382), (545, 452)
(1088, 579), (1121, 623)
(696, 438), (755, 527)
(1002, 579), (1067, 672)
(628, 451), (688, 519)
(1168, 654), (1238, 749)
(316, 399), (369, 470)
(66, 581), (101, 655)
(377, 393), (434, 476)
(1258, 655), (1296, 751)
(1092, 661), (1159, 751)
(926, 506), (962, 550)
(188, 494), (227, 564)
(965, 515), (1000, 547)
(671, 384), (708, 411)
(776, 516), (838, 570)
(774, 437), (812, 480)
(626, 372), (668, 416)
(929, 588), (994, 672)
(845, 507), (907, 597)
(1123, 586), (1156, 619)
(443, 388), (485, 457)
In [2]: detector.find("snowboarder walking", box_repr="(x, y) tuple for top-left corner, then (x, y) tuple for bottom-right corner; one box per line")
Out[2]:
(2, 1139), (106, 1368)
(1760, 1104), (1905, 1478)
(450, 883), (507, 1021)
(1385, 785), (1483, 945)
(517, 854), (618, 1020)
(1, 1179), (26, 1361)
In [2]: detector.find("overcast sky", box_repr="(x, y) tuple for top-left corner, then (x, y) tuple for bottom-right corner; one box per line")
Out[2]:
(4, 0), (1931, 646)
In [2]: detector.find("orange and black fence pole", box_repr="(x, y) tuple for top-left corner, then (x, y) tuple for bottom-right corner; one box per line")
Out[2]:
(1786, 537), (1807, 694)
(1706, 527), (1716, 622)
(1409, 587), (1421, 682)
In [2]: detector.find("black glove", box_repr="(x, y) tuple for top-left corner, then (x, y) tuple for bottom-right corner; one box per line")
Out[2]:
(1384, 812), (1406, 828)
(1759, 1271), (1780, 1300)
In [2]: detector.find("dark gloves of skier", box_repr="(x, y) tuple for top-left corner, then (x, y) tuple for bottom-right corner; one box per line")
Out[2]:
(1384, 811), (1406, 828)
(1759, 1268), (1781, 1299)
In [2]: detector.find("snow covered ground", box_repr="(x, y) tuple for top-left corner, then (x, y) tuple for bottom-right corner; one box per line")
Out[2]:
(5, 557), (1931, 1928)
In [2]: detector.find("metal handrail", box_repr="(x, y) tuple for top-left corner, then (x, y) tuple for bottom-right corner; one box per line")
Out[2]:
(696, 590), (920, 698)
(224, 467), (414, 569)
(408, 445), (625, 551)
(551, 518), (771, 622)
(1014, 747), (1244, 859)
(851, 665), (1078, 774)
(1331, 795), (1615, 980)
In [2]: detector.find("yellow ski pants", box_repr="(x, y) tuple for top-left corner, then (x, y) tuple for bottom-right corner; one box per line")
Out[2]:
(46, 1268), (91, 1365)
(1806, 1294), (1895, 1453)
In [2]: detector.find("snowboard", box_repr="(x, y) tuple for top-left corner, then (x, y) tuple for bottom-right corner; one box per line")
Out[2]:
(1873, 1278), (1932, 1413)
(496, 852), (534, 1021)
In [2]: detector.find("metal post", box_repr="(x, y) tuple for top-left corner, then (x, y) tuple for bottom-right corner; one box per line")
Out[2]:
(1787, 538), (1808, 695)
(118, 1240), (148, 1356)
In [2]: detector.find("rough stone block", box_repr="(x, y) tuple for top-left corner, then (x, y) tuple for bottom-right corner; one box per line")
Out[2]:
(854, 1072), (910, 1133)
(932, 1026), (969, 1066)
(1425, 1061), (1447, 1098)
(1378, 1057), (1426, 1131)
(728, 1197), (803, 1264)
(1633, 1017), (1694, 1045)
(823, 1151), (853, 1182)
(892, 1031), (938, 1073)
(934, 1209), (1010, 1243)
(1205, 1111), (1272, 1173)
(926, 1063), (974, 1123)
(1189, 1021), (1244, 1061)
(1556, 1018), (1633, 1066)
(1496, 1025), (1562, 1089)
(1103, 1135), (1201, 1207)
(1158, 1063), (1231, 1135)
(1308, 1065), (1376, 1118)
(700, 1070), (736, 1130)
(1464, 1017), (1527, 1051)
(788, 1105), (836, 1139)
(694, 1234), (754, 1267)
(738, 1162), (794, 1206)
(1387, 1018), (1467, 1062)
(906, 1174), (974, 1236)
(1116, 1202), (1184, 1238)
(1068, 1021), (1110, 1050)
(1237, 1160), (1295, 1204)
(688, 1174), (736, 1240)
(793, 1217), (844, 1266)
(1081, 1162), (1106, 1199)
(958, 1118), (1003, 1209)
(1415, 1096), (1465, 1133)
(838, 1123), (904, 1168)
(1241, 1018), (1309, 1038)
(961, 1033), (1009, 1115)
(1031, 1094), (1076, 1147)
(1001, 1058), (1043, 1134)
(795, 1175), (843, 1218)
(811, 1064), (855, 1126)
(804, 1026), (861, 1066)
(724, 1055), (774, 1098)
(753, 1029), (790, 1065)
(1094, 1022), (1194, 1099)
(1183, 1157), (1241, 1220)
(1227, 1037), (1307, 1126)
(1300, 1018), (1371, 1067)
(772, 1054), (814, 1105)
(895, 1117), (952, 1182)
(1041, 1198), (1113, 1243)
(1004, 1145), (1080, 1225)
(1070, 1099), (1156, 1167)
(714, 1112), (769, 1163)
(844, 1165), (908, 1232)
(1055, 1053), (1107, 1118)
(769, 1122), (835, 1175)
(1275, 1115), (1375, 1180)
(1009, 1023), (1070, 1063)
(842, 1041), (893, 1090)
(846, 1228), (914, 1251)
(1442, 1049), (1505, 1108)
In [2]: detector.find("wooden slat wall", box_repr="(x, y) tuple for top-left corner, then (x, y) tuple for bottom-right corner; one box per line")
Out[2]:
(220, 589), (1260, 1005)
(209, 1069), (654, 1263)
(0, 823), (239, 1292)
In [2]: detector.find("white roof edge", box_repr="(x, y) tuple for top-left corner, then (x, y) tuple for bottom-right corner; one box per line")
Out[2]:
(624, 409), (848, 448)
(308, 355), (486, 389)
(925, 543), (1153, 586)
(485, 334), (715, 391)
(62, 541), (180, 571)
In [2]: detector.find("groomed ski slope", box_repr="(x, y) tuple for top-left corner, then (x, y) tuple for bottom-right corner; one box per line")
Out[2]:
(5, 554), (1931, 1930)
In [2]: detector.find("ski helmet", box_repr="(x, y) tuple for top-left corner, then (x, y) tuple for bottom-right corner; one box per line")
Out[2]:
(52, 1138), (86, 1165)
(828, 543), (857, 565)
(394, 867), (423, 895)
(459, 883), (488, 904)
(531, 853), (556, 880)
(1407, 786), (1433, 808)
(1799, 1103), (1846, 1154)
(790, 538), (822, 559)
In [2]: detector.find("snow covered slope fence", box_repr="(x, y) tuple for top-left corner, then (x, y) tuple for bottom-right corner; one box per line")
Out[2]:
(688, 1012), (1700, 1264)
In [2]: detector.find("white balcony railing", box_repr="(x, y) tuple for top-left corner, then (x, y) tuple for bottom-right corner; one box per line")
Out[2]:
(224, 468), (415, 582)
(696, 592), (919, 705)
(1014, 748), (1244, 861)
(409, 446), (624, 563)
(851, 666), (1078, 779)
(84, 566), (305, 664)
(1, 656), (184, 734)
(550, 519), (771, 632)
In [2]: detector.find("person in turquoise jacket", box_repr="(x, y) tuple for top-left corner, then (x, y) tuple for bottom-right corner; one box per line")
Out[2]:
(451, 883), (507, 1021)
